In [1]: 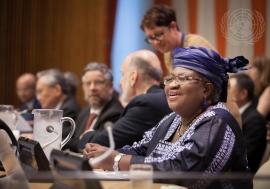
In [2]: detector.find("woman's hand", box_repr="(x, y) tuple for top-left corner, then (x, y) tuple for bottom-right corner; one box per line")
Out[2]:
(82, 143), (119, 170)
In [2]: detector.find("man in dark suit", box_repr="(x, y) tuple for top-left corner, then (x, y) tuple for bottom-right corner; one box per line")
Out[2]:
(16, 73), (41, 121)
(63, 63), (124, 152)
(78, 50), (172, 151)
(229, 74), (267, 173)
(36, 69), (81, 139)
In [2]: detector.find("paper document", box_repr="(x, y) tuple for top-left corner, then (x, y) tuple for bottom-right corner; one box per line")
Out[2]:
(93, 170), (129, 180)
(16, 114), (33, 133)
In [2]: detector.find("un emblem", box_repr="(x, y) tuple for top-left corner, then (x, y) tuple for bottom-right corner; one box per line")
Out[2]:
(221, 8), (265, 46)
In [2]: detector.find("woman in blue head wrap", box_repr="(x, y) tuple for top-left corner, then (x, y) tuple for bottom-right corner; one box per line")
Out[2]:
(83, 46), (253, 189)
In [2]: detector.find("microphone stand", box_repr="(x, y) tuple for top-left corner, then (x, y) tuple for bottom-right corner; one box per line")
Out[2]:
(89, 122), (115, 166)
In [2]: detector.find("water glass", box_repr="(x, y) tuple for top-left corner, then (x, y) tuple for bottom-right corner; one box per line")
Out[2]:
(130, 164), (153, 189)
(0, 105), (18, 130)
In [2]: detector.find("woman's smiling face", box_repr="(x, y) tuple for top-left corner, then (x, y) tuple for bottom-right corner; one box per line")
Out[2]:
(164, 67), (206, 116)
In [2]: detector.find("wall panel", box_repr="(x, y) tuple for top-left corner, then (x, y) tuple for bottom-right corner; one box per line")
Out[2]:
(0, 0), (115, 108)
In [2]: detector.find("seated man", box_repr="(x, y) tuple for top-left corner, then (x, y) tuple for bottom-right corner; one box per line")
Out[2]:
(36, 68), (81, 139)
(77, 50), (172, 151)
(16, 73), (41, 121)
(229, 74), (267, 173)
(83, 47), (252, 189)
(63, 63), (124, 152)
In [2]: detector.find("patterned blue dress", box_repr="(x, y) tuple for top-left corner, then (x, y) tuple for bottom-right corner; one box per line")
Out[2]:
(118, 103), (253, 189)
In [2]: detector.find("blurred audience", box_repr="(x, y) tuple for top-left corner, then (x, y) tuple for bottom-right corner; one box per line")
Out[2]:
(63, 71), (79, 98)
(140, 4), (242, 128)
(16, 73), (41, 120)
(248, 55), (270, 121)
(77, 50), (172, 151)
(63, 62), (123, 152)
(36, 68), (81, 138)
(229, 74), (267, 173)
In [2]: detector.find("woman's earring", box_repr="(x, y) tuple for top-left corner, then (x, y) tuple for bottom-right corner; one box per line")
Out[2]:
(202, 97), (208, 109)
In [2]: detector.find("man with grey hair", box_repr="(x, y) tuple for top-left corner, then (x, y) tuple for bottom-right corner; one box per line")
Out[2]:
(36, 68), (81, 138)
(78, 50), (172, 152)
(63, 71), (79, 98)
(63, 63), (123, 152)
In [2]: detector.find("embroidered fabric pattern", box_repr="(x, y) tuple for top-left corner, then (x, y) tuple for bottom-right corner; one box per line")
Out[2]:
(122, 112), (176, 151)
(190, 125), (235, 189)
(177, 116), (198, 137)
(145, 106), (217, 164)
(212, 102), (229, 112)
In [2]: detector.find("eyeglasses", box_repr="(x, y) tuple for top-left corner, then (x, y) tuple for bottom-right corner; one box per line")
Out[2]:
(82, 80), (106, 88)
(144, 26), (170, 44)
(163, 75), (203, 86)
(16, 87), (34, 93)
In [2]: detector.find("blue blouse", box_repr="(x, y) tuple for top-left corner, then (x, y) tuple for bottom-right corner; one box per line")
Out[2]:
(118, 103), (252, 189)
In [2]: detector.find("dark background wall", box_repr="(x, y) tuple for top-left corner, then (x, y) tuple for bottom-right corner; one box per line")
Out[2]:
(0, 0), (116, 108)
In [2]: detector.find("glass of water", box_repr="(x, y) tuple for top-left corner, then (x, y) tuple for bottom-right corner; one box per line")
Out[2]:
(130, 164), (153, 189)
(0, 105), (18, 130)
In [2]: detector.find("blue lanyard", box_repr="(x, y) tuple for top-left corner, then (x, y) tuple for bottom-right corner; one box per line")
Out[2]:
(180, 33), (185, 48)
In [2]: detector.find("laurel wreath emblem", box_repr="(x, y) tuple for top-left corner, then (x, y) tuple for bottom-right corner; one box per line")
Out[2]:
(220, 8), (265, 46)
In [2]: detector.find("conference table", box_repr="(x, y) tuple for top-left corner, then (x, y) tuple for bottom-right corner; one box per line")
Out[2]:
(27, 169), (182, 189)
(29, 181), (177, 189)
(1, 170), (182, 189)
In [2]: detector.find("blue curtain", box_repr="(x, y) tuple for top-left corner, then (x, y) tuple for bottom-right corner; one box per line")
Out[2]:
(111, 0), (154, 93)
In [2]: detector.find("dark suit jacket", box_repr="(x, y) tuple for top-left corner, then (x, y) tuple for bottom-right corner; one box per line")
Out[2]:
(78, 85), (172, 151)
(63, 96), (123, 152)
(242, 104), (267, 173)
(61, 96), (81, 139)
(19, 97), (42, 121)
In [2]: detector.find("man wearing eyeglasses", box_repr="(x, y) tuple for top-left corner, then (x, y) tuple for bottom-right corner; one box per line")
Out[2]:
(140, 4), (242, 128)
(78, 50), (172, 153)
(36, 69), (81, 139)
(63, 62), (124, 152)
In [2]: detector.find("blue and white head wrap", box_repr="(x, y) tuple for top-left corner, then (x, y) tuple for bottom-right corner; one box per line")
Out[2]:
(173, 46), (250, 102)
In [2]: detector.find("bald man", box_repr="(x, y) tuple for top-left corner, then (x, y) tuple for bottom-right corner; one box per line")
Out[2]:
(78, 50), (172, 151)
(16, 73), (41, 118)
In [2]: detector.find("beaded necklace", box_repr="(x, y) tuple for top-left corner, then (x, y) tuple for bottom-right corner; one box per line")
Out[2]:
(177, 116), (198, 137)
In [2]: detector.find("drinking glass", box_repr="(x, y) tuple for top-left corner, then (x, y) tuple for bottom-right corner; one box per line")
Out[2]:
(0, 105), (18, 130)
(130, 164), (153, 189)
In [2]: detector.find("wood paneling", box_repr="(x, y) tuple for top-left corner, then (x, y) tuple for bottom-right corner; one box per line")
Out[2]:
(0, 0), (116, 108)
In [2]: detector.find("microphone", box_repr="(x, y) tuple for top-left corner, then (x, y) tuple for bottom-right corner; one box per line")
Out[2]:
(41, 125), (60, 150)
(89, 121), (115, 166)
(46, 125), (59, 135)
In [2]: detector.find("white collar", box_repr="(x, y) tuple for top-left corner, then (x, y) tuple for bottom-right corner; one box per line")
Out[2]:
(239, 101), (252, 114)
(90, 106), (104, 116)
(54, 100), (64, 110)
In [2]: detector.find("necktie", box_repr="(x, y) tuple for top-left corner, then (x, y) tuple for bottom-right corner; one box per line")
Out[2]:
(84, 113), (97, 132)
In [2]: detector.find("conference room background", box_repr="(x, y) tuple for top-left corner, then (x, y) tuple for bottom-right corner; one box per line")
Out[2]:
(1, 0), (269, 108)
